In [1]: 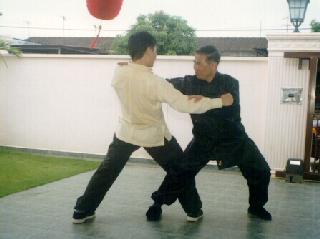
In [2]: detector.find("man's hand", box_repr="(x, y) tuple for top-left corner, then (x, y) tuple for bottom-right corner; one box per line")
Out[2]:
(187, 95), (203, 103)
(221, 93), (233, 106)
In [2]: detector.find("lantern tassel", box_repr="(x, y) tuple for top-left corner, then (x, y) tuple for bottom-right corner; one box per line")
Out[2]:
(90, 25), (102, 48)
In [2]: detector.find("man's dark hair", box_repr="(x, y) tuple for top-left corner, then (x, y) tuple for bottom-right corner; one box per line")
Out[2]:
(196, 45), (220, 64)
(128, 31), (157, 60)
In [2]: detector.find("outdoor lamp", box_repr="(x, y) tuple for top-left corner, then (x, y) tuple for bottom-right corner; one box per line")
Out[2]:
(287, 0), (310, 32)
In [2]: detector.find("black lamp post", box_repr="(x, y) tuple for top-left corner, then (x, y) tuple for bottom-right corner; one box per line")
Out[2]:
(287, 0), (310, 32)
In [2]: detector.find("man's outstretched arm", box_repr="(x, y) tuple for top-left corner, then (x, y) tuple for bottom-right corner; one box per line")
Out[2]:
(157, 77), (233, 114)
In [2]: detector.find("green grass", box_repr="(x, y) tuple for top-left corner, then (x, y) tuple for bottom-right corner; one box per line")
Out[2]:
(0, 148), (100, 198)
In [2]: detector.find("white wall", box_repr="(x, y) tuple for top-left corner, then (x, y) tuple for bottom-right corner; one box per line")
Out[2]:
(265, 33), (320, 170)
(264, 57), (309, 171)
(0, 54), (268, 165)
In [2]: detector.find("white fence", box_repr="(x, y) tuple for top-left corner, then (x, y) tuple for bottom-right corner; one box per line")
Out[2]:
(0, 54), (269, 166)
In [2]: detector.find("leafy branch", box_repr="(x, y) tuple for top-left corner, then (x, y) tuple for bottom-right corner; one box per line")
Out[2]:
(0, 39), (22, 67)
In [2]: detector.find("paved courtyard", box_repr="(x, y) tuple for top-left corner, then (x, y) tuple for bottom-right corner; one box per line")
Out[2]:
(1, 161), (319, 239)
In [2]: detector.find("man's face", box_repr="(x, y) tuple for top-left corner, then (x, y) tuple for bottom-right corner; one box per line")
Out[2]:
(193, 53), (217, 81)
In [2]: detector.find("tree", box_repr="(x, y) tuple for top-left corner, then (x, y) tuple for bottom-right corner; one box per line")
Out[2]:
(109, 11), (197, 55)
(310, 20), (320, 32)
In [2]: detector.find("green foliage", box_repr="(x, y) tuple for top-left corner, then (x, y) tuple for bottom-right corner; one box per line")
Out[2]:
(0, 39), (22, 56)
(109, 11), (197, 55)
(0, 148), (99, 197)
(310, 20), (320, 32)
(0, 39), (22, 67)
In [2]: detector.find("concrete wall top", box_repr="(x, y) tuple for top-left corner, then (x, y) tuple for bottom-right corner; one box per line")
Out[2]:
(267, 33), (320, 56)
(0, 52), (267, 62)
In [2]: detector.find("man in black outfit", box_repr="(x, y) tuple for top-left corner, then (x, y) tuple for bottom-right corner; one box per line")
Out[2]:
(146, 45), (272, 222)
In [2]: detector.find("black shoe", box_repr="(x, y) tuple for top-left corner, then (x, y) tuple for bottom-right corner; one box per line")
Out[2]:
(187, 209), (203, 222)
(248, 206), (272, 221)
(146, 204), (162, 221)
(73, 210), (96, 224)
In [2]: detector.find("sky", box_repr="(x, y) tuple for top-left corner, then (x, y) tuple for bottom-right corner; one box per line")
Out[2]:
(0, 0), (319, 39)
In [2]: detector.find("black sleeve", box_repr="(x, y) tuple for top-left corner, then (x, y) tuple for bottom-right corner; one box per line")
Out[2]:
(218, 76), (241, 121)
(228, 78), (240, 106)
(166, 77), (187, 94)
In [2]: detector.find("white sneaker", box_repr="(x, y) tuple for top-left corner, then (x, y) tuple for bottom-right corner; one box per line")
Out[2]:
(72, 210), (96, 224)
(186, 209), (203, 222)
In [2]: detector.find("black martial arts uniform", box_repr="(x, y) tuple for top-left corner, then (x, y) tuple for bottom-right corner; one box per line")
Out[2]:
(151, 72), (271, 215)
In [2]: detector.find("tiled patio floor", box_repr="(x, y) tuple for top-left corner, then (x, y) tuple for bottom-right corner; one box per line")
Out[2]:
(1, 161), (319, 239)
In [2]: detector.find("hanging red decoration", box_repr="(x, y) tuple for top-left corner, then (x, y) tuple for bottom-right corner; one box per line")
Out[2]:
(86, 0), (124, 20)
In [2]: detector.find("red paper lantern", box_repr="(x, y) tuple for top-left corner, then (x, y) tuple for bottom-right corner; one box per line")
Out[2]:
(86, 0), (124, 20)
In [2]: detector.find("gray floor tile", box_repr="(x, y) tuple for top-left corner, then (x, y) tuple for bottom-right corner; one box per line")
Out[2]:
(1, 162), (320, 239)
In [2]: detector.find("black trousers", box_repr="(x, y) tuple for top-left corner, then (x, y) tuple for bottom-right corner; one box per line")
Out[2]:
(75, 135), (185, 213)
(151, 137), (271, 214)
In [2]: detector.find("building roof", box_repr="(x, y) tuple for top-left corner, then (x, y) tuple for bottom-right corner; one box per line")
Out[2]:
(197, 37), (268, 57)
(11, 44), (101, 55)
(26, 37), (268, 56)
(1, 35), (40, 45)
(28, 37), (114, 51)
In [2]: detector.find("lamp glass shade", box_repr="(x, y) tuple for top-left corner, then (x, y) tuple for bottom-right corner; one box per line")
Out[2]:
(287, 0), (310, 21)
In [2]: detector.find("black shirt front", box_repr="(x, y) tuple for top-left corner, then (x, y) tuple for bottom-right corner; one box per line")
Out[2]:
(168, 72), (245, 137)
(167, 72), (249, 168)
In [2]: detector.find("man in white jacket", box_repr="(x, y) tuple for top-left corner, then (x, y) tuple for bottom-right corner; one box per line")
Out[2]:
(72, 31), (233, 224)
